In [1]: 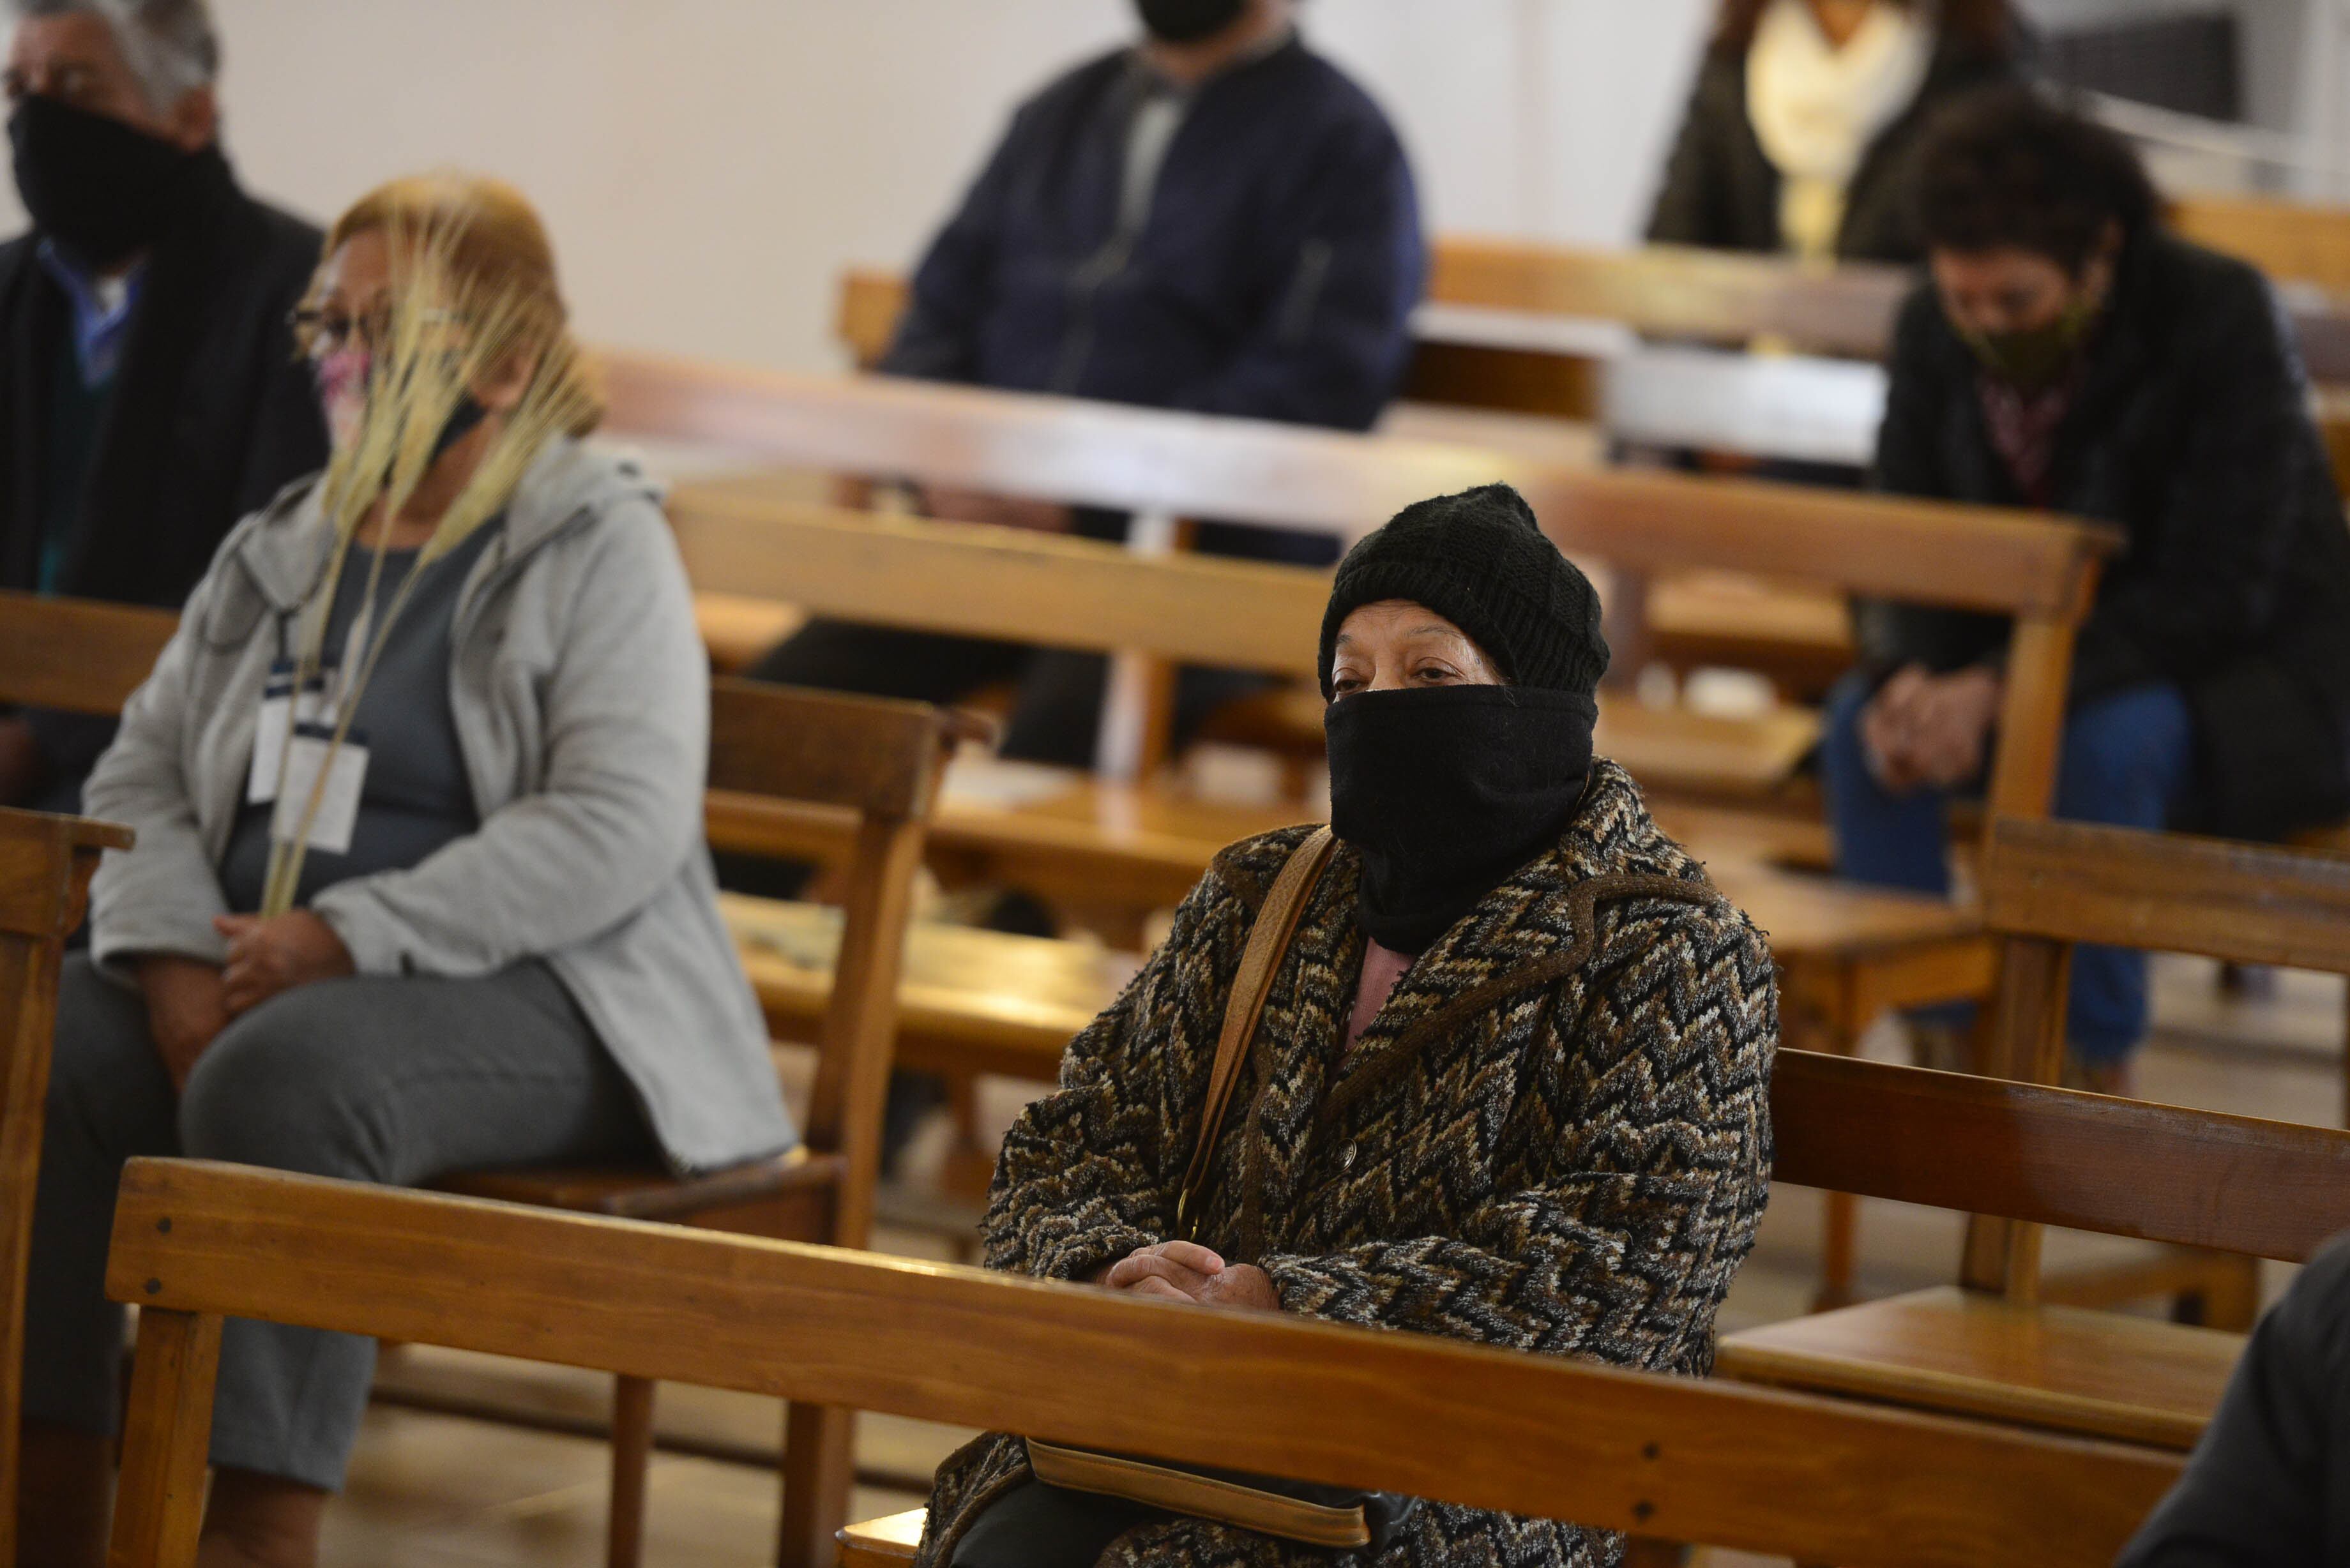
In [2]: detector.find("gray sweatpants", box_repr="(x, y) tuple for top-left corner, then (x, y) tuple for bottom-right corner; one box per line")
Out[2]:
(26, 954), (653, 1491)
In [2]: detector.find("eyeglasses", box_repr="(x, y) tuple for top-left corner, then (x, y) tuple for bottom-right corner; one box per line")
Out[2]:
(289, 303), (459, 359)
(290, 304), (393, 359)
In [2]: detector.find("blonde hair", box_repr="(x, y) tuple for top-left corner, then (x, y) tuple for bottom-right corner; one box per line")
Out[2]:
(307, 171), (604, 436)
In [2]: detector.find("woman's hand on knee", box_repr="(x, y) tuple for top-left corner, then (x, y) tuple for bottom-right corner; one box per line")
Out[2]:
(214, 912), (355, 1018)
(136, 956), (231, 1092)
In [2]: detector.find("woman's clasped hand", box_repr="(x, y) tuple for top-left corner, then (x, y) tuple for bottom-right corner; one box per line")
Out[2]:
(213, 910), (356, 1016)
(1093, 1241), (1281, 1310)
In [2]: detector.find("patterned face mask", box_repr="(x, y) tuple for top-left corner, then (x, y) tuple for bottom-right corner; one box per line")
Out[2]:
(1956, 292), (2101, 393)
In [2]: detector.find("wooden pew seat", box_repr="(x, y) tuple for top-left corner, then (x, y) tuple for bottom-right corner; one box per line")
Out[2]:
(439, 1146), (844, 1232)
(1716, 1286), (2241, 1452)
(837, 1509), (923, 1565)
(721, 861), (1985, 1087)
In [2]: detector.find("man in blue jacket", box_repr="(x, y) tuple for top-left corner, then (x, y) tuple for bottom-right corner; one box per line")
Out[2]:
(753, 0), (1425, 767)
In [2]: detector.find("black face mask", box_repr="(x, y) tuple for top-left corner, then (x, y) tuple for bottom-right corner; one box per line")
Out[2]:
(1137, 0), (1249, 44)
(8, 93), (193, 269)
(431, 392), (489, 464)
(1324, 686), (1596, 956)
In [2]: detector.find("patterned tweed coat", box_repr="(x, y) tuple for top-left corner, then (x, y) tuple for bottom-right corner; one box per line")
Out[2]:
(917, 761), (1778, 1568)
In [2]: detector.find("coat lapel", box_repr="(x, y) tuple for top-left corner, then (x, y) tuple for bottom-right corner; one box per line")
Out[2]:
(1327, 766), (1642, 1119)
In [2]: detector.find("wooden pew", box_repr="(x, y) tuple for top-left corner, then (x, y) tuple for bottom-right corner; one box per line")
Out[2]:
(841, 237), (2350, 437)
(830, 1048), (2303, 1564)
(105, 1156), (2179, 1568)
(616, 418), (2116, 1304)
(1716, 817), (2350, 1457)
(619, 356), (2112, 833)
(438, 681), (963, 1568)
(842, 237), (2350, 699)
(2174, 191), (2350, 298)
(0, 806), (130, 1563)
(1, 466), (2109, 1308)
(0, 592), (172, 716)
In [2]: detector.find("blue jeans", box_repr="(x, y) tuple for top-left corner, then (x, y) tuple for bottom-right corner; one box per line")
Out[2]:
(1821, 675), (2195, 1063)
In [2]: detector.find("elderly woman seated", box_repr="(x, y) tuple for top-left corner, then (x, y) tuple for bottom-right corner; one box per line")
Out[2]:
(18, 174), (790, 1568)
(922, 485), (1779, 1568)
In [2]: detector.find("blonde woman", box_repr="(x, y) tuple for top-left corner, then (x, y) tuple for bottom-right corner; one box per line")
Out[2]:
(1647, 0), (2023, 263)
(19, 174), (789, 1568)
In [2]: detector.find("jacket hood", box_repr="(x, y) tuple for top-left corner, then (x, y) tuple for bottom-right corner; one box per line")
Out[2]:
(223, 437), (662, 614)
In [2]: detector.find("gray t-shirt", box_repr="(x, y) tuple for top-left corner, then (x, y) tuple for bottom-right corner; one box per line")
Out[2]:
(216, 522), (500, 914)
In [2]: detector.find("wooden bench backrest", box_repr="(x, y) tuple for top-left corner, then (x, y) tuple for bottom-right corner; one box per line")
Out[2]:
(105, 1157), (2176, 1568)
(609, 347), (2113, 818)
(1955, 815), (2350, 1292)
(0, 807), (130, 1564)
(1771, 1049), (2350, 1263)
(2174, 192), (2350, 299)
(700, 680), (955, 1240)
(1982, 815), (2350, 976)
(841, 240), (2350, 400)
(0, 590), (174, 715)
(665, 479), (2107, 820)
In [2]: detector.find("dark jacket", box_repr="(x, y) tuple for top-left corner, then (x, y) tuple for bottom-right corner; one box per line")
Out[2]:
(886, 37), (1423, 437)
(0, 146), (326, 801)
(916, 761), (1778, 1567)
(1858, 233), (2350, 840)
(2118, 1233), (2350, 1567)
(1644, 28), (2019, 263)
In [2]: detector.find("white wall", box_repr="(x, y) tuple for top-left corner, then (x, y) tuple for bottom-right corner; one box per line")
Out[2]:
(33, 1), (2331, 370)
(0, 0), (1719, 372)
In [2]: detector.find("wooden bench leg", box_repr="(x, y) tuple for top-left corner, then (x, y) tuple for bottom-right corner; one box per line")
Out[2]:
(110, 1306), (222, 1568)
(2183, 1253), (2262, 1334)
(607, 1375), (656, 1568)
(1779, 959), (1860, 1311)
(779, 1402), (856, 1568)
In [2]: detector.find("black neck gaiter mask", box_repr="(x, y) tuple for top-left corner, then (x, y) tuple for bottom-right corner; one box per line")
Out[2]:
(1324, 685), (1596, 956)
(9, 93), (197, 271)
(1137, 0), (1248, 43)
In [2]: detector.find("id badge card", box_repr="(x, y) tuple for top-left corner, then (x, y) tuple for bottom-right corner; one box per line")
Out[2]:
(246, 662), (338, 804)
(270, 721), (368, 856)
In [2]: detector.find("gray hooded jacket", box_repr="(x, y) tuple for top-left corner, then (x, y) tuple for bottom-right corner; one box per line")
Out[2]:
(84, 438), (794, 1173)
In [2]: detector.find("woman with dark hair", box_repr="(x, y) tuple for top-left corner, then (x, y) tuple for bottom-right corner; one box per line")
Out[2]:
(1824, 87), (2350, 1089)
(1647, 0), (2023, 262)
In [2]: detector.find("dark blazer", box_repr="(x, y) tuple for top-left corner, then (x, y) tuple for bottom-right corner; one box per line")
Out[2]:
(2119, 1232), (2350, 1566)
(885, 38), (1424, 435)
(0, 147), (326, 797)
(1644, 28), (2019, 263)
(1859, 232), (2350, 840)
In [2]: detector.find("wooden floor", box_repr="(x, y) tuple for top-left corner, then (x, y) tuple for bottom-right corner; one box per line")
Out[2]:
(324, 953), (2339, 1567)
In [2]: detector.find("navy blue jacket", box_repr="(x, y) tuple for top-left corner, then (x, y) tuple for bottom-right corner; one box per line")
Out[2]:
(886, 37), (1423, 443)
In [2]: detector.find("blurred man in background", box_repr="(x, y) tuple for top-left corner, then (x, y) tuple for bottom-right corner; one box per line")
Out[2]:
(1825, 87), (2350, 1092)
(1, 0), (325, 815)
(752, 0), (1425, 768)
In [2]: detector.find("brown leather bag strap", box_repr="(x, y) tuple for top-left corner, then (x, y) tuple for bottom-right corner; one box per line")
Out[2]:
(1176, 826), (1337, 1237)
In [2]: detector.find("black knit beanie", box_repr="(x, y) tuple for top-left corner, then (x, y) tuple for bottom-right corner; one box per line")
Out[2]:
(1317, 483), (1609, 698)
